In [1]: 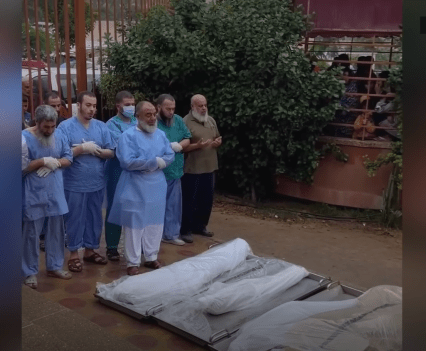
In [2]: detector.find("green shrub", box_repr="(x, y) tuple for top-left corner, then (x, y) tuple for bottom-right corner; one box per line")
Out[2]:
(102, 0), (344, 198)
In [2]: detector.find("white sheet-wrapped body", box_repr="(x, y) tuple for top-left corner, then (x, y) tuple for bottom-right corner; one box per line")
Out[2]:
(198, 265), (309, 315)
(228, 285), (402, 351)
(96, 238), (251, 311)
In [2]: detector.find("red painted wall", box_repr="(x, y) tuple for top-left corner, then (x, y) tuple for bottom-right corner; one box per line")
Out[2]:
(295, 0), (402, 35)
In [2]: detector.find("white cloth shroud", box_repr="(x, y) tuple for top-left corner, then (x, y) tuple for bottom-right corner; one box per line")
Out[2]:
(197, 265), (309, 315)
(228, 285), (402, 351)
(96, 238), (252, 309)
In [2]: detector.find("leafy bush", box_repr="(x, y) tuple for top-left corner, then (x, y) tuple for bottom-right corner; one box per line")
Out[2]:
(102, 0), (344, 198)
(364, 63), (402, 190)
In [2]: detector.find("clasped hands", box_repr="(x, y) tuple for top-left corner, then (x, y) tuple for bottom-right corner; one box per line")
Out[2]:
(73, 139), (102, 156)
(37, 156), (61, 177)
(196, 136), (222, 149)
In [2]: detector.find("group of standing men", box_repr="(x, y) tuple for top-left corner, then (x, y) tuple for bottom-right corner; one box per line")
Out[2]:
(21, 90), (221, 288)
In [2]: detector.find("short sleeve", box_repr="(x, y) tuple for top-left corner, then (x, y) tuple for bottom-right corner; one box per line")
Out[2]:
(100, 122), (116, 150)
(106, 118), (122, 147)
(21, 134), (29, 171)
(211, 117), (220, 138)
(178, 116), (191, 139)
(59, 134), (73, 162)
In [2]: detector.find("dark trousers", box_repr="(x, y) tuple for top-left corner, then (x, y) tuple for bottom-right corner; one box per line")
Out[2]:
(180, 172), (215, 235)
(105, 157), (122, 249)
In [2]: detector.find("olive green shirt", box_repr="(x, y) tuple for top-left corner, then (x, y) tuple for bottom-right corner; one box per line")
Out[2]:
(183, 111), (220, 174)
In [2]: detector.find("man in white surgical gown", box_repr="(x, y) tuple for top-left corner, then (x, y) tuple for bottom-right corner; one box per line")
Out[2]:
(108, 101), (175, 275)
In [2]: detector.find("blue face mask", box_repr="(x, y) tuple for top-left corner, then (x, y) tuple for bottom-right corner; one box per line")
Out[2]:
(122, 105), (135, 118)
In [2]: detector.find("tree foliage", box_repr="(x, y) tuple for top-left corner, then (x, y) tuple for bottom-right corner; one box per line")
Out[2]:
(23, 1), (97, 53)
(102, 0), (344, 198)
(364, 55), (402, 190)
(22, 23), (55, 60)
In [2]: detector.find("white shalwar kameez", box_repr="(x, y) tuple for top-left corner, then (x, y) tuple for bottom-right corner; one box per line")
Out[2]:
(108, 126), (174, 266)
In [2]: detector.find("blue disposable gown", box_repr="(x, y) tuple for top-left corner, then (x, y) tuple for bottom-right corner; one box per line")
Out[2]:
(57, 116), (115, 192)
(107, 127), (175, 229)
(22, 129), (73, 221)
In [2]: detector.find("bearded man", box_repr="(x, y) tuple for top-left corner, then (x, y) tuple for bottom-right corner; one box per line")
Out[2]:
(108, 101), (175, 275)
(57, 91), (115, 273)
(156, 94), (191, 246)
(22, 105), (73, 289)
(180, 94), (222, 243)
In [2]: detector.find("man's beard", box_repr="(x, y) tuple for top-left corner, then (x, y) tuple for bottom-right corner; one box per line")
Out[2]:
(159, 110), (173, 126)
(139, 120), (157, 133)
(36, 133), (55, 147)
(192, 109), (208, 123)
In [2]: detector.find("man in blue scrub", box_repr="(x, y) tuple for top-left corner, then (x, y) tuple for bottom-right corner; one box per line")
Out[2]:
(58, 91), (115, 273)
(104, 91), (137, 261)
(108, 101), (175, 275)
(22, 105), (73, 289)
(156, 94), (191, 246)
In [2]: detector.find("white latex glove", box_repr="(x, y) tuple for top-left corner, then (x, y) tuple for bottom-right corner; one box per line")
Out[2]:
(80, 140), (101, 156)
(156, 157), (166, 169)
(43, 157), (61, 171)
(170, 142), (183, 153)
(37, 166), (52, 178)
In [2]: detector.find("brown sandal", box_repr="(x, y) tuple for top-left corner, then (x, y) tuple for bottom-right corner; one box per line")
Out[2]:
(68, 258), (82, 272)
(143, 260), (162, 269)
(127, 266), (140, 276)
(83, 252), (108, 265)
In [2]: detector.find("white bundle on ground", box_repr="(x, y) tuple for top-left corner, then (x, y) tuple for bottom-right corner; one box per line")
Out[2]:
(96, 238), (252, 308)
(228, 299), (359, 351)
(197, 265), (309, 315)
(283, 285), (402, 351)
(228, 285), (402, 351)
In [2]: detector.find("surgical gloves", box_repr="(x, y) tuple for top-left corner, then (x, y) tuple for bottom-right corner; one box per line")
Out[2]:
(156, 157), (166, 169)
(37, 166), (52, 177)
(43, 157), (61, 170)
(170, 142), (183, 153)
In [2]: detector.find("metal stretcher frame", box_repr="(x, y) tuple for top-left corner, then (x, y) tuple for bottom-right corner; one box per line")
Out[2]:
(94, 242), (364, 350)
(94, 270), (334, 345)
(208, 281), (365, 351)
(152, 272), (332, 349)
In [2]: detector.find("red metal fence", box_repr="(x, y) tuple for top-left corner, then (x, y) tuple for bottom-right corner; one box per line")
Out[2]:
(22, 0), (171, 120)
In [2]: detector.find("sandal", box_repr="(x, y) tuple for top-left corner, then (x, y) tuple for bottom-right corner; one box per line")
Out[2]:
(68, 258), (83, 272)
(107, 248), (120, 261)
(83, 252), (108, 265)
(24, 275), (38, 289)
(47, 269), (72, 280)
(127, 266), (140, 276)
(143, 260), (162, 269)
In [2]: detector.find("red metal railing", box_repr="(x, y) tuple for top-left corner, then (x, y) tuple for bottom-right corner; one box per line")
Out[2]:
(304, 35), (402, 142)
(22, 0), (171, 121)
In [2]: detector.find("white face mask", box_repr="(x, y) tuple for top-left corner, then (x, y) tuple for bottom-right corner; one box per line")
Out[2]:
(122, 105), (135, 118)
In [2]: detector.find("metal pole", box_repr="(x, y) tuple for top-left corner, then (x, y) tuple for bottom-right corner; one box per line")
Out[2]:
(23, 0), (35, 118)
(53, 0), (62, 101)
(90, 0), (96, 90)
(44, 0), (52, 91)
(34, 0), (44, 106)
(113, 0), (118, 41)
(75, 0), (87, 93)
(63, 0), (73, 115)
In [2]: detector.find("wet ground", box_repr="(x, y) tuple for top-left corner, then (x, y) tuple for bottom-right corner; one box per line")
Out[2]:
(29, 200), (402, 350)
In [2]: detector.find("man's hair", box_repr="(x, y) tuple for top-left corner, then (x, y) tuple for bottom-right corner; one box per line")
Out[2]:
(135, 101), (152, 116)
(34, 105), (58, 123)
(22, 94), (29, 102)
(156, 94), (175, 106)
(190, 94), (206, 106)
(115, 90), (134, 104)
(44, 91), (60, 104)
(77, 91), (96, 104)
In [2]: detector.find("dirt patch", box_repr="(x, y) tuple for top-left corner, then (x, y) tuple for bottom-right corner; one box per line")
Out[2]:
(209, 197), (402, 290)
